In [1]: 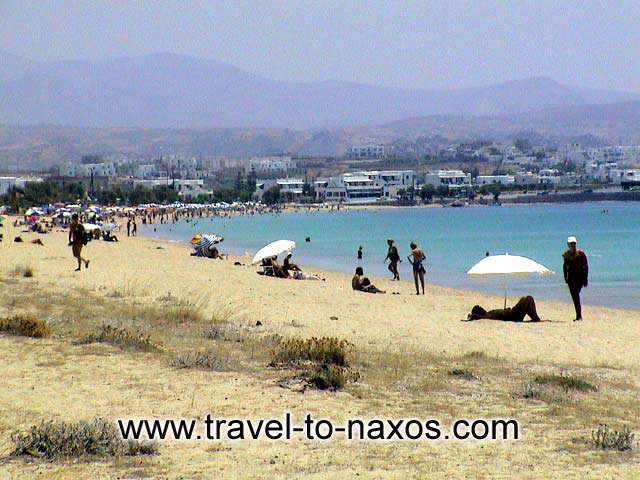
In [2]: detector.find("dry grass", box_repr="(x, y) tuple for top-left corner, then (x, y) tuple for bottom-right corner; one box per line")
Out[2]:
(11, 264), (34, 278)
(11, 417), (157, 460)
(533, 373), (598, 392)
(78, 325), (160, 352)
(591, 424), (635, 451)
(270, 337), (354, 367)
(0, 314), (51, 338)
(171, 350), (237, 371)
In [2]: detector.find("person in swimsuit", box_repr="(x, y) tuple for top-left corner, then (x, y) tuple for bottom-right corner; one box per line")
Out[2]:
(68, 213), (89, 271)
(407, 242), (426, 295)
(352, 267), (385, 294)
(464, 296), (542, 322)
(385, 239), (401, 281)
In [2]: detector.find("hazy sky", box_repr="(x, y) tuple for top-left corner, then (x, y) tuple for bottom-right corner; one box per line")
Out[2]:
(2, 0), (639, 92)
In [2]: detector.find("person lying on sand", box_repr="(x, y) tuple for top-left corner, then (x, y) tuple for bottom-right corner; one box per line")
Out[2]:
(352, 267), (385, 294)
(464, 296), (542, 322)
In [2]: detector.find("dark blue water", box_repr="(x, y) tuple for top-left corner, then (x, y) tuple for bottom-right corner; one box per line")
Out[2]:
(142, 202), (640, 310)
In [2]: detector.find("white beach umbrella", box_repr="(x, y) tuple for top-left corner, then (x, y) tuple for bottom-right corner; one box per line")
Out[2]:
(252, 240), (296, 265)
(467, 253), (553, 308)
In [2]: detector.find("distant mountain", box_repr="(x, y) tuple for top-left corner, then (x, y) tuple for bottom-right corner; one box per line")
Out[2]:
(378, 100), (640, 141)
(1, 52), (638, 129)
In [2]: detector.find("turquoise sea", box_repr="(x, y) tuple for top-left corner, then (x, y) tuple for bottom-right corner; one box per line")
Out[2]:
(142, 202), (640, 310)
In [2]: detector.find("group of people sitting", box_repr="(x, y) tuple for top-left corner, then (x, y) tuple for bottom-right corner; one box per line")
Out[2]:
(259, 253), (323, 281)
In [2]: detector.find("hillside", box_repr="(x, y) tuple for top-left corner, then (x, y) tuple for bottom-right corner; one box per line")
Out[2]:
(1, 52), (638, 129)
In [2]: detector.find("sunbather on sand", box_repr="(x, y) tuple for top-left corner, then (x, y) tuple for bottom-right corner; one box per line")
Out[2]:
(464, 296), (542, 322)
(283, 253), (301, 272)
(352, 267), (385, 294)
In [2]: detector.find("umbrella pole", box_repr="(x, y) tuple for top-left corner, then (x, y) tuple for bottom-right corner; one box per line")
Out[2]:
(504, 281), (507, 310)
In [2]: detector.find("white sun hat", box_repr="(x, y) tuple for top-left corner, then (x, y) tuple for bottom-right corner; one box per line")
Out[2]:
(567, 236), (577, 244)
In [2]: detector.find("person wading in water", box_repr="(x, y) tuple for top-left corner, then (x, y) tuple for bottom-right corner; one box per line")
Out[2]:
(384, 239), (401, 281)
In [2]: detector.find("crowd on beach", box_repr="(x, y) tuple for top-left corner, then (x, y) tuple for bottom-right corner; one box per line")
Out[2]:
(6, 199), (590, 324)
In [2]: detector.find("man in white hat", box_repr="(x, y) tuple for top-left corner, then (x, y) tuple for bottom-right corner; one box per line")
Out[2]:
(562, 236), (588, 321)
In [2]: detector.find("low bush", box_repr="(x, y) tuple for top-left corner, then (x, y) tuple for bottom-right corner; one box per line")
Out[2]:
(448, 368), (478, 381)
(533, 373), (597, 392)
(11, 417), (157, 459)
(78, 325), (159, 352)
(303, 364), (360, 391)
(203, 322), (244, 342)
(270, 337), (354, 367)
(171, 351), (235, 371)
(591, 424), (635, 451)
(0, 314), (51, 338)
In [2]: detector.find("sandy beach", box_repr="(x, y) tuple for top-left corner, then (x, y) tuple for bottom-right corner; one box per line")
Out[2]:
(1, 218), (638, 478)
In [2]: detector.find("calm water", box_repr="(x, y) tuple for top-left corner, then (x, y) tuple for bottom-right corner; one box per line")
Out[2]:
(142, 202), (640, 310)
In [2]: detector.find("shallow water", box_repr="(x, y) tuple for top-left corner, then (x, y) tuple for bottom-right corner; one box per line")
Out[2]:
(142, 202), (640, 310)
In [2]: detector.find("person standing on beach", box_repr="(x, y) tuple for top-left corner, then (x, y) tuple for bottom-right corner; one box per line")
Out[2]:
(407, 242), (426, 295)
(132, 219), (137, 236)
(357, 246), (363, 261)
(127, 218), (131, 237)
(68, 213), (89, 271)
(385, 239), (401, 280)
(562, 236), (588, 321)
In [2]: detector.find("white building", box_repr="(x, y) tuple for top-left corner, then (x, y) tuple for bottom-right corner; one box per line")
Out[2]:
(61, 162), (116, 178)
(135, 164), (157, 179)
(314, 170), (414, 203)
(476, 175), (515, 186)
(423, 170), (472, 188)
(0, 176), (44, 195)
(609, 169), (640, 185)
(346, 145), (386, 159)
(254, 178), (305, 201)
(132, 178), (212, 200)
(248, 156), (296, 173)
(514, 172), (539, 186)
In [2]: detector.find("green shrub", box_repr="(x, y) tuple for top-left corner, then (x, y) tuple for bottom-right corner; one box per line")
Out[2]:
(11, 417), (157, 459)
(0, 314), (51, 338)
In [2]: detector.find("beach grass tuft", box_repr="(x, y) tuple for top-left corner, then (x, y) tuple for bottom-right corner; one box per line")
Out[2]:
(533, 373), (598, 392)
(0, 314), (51, 338)
(303, 364), (360, 391)
(78, 325), (159, 352)
(448, 368), (478, 381)
(11, 264), (35, 278)
(270, 337), (354, 367)
(591, 424), (635, 451)
(11, 417), (157, 460)
(171, 351), (236, 371)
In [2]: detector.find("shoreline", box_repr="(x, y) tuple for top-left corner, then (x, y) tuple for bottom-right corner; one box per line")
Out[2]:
(139, 205), (640, 312)
(141, 230), (640, 313)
